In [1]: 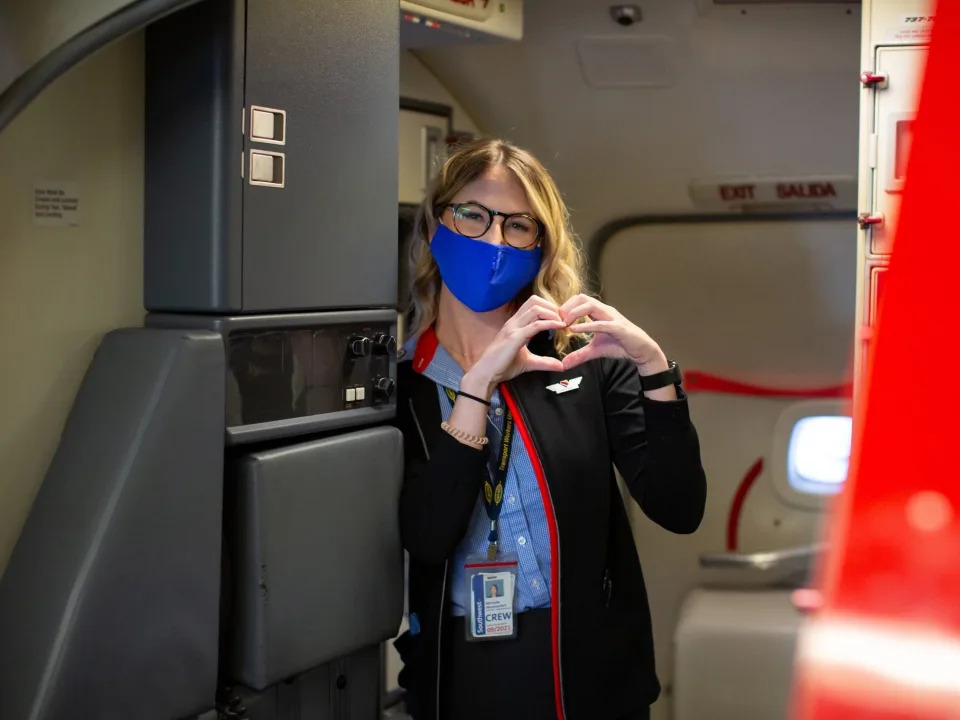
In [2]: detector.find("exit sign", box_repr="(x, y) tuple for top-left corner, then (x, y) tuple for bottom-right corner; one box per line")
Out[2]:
(689, 176), (857, 212)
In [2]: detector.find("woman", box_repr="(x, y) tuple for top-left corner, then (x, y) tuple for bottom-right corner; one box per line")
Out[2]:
(393, 138), (706, 720)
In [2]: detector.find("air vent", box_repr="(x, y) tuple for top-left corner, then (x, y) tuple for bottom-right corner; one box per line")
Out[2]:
(576, 36), (676, 89)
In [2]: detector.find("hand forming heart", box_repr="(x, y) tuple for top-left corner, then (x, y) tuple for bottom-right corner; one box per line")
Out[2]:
(559, 294), (668, 373)
(463, 295), (566, 394)
(463, 294), (668, 398)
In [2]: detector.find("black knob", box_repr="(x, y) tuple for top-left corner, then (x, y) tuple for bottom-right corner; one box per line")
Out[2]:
(348, 336), (371, 358)
(374, 376), (396, 401)
(372, 333), (397, 356)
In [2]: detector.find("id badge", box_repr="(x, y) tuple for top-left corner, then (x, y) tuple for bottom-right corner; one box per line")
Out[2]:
(463, 552), (519, 642)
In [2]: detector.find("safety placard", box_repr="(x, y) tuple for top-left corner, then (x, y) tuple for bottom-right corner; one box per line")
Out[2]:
(888, 14), (934, 43)
(33, 181), (81, 227)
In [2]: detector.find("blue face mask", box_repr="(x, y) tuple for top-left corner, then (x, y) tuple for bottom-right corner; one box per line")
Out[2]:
(430, 224), (542, 313)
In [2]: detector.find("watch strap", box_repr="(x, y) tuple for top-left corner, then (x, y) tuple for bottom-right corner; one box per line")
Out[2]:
(639, 360), (682, 392)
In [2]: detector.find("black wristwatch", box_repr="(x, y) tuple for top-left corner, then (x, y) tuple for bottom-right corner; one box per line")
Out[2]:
(638, 360), (682, 392)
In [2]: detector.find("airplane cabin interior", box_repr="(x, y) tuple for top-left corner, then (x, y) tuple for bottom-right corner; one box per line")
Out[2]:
(0, 0), (935, 718)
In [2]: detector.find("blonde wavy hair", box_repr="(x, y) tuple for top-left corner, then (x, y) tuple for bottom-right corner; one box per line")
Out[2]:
(407, 138), (587, 356)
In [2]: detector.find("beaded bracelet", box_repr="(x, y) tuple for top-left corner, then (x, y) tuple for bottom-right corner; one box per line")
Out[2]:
(440, 421), (489, 446)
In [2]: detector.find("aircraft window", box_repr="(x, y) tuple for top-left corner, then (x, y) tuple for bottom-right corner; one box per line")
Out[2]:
(787, 415), (852, 496)
(769, 400), (850, 510)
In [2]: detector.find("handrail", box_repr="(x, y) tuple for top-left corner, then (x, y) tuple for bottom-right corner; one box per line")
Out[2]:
(586, 211), (857, 297)
(699, 543), (827, 572)
(0, 0), (202, 134)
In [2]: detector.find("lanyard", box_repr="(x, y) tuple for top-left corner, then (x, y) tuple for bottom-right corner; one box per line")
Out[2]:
(443, 386), (515, 560)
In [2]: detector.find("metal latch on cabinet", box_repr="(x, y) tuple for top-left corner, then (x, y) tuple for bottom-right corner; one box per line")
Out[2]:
(858, 213), (885, 230)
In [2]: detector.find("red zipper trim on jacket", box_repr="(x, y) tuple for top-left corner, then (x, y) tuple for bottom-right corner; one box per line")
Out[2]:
(412, 326), (439, 374)
(500, 384), (564, 720)
(413, 327), (563, 717)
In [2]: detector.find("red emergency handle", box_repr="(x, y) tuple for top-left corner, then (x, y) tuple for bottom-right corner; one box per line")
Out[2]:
(859, 70), (888, 86)
(858, 213), (884, 229)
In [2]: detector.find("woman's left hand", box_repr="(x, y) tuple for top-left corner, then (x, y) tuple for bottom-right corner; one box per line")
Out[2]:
(559, 294), (669, 374)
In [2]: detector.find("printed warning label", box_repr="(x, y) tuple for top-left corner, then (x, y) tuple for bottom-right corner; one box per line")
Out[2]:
(34, 182), (80, 227)
(888, 14), (934, 43)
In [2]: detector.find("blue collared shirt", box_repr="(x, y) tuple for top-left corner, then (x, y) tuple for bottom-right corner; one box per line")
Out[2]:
(406, 338), (552, 615)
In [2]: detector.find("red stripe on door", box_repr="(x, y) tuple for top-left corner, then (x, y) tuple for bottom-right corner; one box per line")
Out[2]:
(726, 458), (764, 551)
(685, 370), (851, 398)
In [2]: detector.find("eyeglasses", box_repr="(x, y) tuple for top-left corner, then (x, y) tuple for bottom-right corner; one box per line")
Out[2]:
(439, 202), (544, 250)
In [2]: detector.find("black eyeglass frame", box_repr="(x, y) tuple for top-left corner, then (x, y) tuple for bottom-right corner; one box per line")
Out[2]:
(438, 201), (545, 249)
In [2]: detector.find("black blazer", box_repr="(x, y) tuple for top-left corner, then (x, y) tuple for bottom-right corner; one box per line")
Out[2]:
(393, 331), (707, 720)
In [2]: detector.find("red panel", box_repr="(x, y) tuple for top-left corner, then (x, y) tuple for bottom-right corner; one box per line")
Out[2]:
(792, 3), (960, 718)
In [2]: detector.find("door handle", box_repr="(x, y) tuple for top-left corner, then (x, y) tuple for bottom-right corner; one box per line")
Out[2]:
(858, 213), (885, 230)
(860, 70), (888, 87)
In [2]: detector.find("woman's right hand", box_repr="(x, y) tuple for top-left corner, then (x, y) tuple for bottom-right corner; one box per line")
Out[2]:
(462, 296), (566, 398)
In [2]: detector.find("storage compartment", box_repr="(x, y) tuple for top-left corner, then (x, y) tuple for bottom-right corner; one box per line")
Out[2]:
(147, 311), (399, 445)
(225, 427), (405, 690)
(674, 588), (803, 720)
(145, 0), (398, 313)
(868, 45), (926, 256)
(218, 647), (380, 720)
